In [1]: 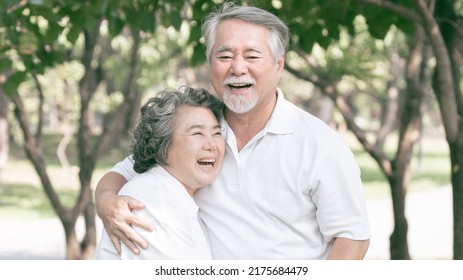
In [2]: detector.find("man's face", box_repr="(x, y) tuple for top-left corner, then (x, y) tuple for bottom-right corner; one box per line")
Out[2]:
(209, 19), (284, 115)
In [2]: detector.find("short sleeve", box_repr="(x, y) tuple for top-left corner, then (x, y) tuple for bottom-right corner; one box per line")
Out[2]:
(111, 155), (137, 181)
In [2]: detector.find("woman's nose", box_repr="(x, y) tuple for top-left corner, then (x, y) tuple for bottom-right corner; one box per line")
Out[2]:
(203, 136), (216, 151)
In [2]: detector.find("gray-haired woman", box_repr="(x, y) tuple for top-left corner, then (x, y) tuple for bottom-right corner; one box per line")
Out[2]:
(95, 86), (225, 259)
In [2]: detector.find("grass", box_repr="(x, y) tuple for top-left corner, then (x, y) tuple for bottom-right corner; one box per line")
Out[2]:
(0, 133), (129, 220)
(0, 133), (451, 220)
(0, 161), (108, 220)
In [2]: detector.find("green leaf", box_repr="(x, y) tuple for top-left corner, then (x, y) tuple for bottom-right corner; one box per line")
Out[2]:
(43, 22), (64, 44)
(160, 8), (170, 27)
(191, 43), (206, 67)
(367, 17), (392, 39)
(3, 71), (28, 97)
(67, 24), (81, 43)
(395, 17), (416, 36)
(170, 11), (182, 31)
(18, 31), (39, 55)
(297, 33), (314, 53)
(0, 59), (12, 72)
(188, 22), (202, 44)
(139, 11), (155, 32)
(36, 47), (64, 66)
(108, 17), (125, 36)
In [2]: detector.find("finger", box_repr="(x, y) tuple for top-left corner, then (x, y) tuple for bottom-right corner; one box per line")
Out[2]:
(109, 234), (123, 255)
(127, 198), (145, 211)
(110, 228), (142, 255)
(130, 214), (155, 232)
(124, 225), (149, 250)
(120, 236), (141, 255)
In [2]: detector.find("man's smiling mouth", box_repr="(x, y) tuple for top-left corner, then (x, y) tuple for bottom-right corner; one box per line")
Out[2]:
(227, 83), (253, 89)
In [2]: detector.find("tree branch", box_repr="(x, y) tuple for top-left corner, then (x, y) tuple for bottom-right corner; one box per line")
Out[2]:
(11, 94), (68, 219)
(413, 0), (458, 142)
(352, 0), (422, 23)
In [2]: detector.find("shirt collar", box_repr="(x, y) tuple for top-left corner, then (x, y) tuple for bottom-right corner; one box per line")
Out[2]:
(266, 88), (296, 135)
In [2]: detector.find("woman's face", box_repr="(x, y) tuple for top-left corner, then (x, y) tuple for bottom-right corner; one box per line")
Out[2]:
(164, 105), (225, 196)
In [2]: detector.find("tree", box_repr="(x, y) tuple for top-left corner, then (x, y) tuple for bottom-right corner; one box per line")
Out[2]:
(0, 0), (189, 259)
(343, 0), (463, 260)
(0, 89), (9, 205)
(413, 0), (463, 259)
(273, 0), (462, 259)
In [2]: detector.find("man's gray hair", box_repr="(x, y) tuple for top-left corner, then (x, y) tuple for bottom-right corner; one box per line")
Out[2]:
(201, 2), (290, 62)
(131, 86), (224, 173)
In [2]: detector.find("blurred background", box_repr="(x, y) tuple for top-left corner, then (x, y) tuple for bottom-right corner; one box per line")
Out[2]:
(0, 0), (461, 260)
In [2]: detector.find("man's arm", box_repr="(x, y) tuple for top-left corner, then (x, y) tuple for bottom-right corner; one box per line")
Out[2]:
(326, 237), (370, 260)
(95, 171), (153, 255)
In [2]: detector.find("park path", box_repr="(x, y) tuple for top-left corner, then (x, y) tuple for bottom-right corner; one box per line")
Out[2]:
(0, 185), (452, 260)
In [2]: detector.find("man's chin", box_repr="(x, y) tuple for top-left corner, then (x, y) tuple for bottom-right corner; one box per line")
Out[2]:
(224, 94), (257, 114)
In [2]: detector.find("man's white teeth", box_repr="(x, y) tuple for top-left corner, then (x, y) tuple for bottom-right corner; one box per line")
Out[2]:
(229, 83), (251, 88)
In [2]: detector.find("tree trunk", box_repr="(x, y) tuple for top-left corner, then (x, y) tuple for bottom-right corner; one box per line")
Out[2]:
(0, 90), (9, 205)
(419, 0), (463, 259)
(450, 132), (463, 259)
(62, 190), (96, 259)
(388, 171), (410, 259)
(63, 220), (81, 260)
(81, 200), (97, 259)
(11, 90), (93, 260)
(444, 9), (463, 262)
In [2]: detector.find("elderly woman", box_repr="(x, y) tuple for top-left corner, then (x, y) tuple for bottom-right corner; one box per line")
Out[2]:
(95, 86), (225, 259)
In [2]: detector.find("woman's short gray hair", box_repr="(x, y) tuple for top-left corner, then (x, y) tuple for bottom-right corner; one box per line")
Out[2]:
(201, 2), (290, 62)
(131, 86), (224, 173)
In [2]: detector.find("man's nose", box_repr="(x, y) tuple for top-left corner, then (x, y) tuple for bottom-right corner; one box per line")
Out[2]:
(230, 56), (248, 75)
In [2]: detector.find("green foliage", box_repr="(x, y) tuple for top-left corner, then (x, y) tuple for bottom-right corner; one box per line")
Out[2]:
(0, 0), (420, 92)
(3, 71), (27, 97)
(0, 0), (194, 97)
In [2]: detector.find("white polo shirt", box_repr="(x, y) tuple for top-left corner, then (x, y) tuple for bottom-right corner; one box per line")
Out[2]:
(111, 89), (371, 259)
(95, 166), (212, 260)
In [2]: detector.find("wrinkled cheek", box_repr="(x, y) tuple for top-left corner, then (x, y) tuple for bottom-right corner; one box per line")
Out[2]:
(210, 79), (224, 99)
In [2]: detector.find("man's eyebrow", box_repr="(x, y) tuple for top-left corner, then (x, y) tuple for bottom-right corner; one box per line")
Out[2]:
(215, 46), (263, 54)
(215, 46), (232, 53)
(245, 47), (263, 54)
